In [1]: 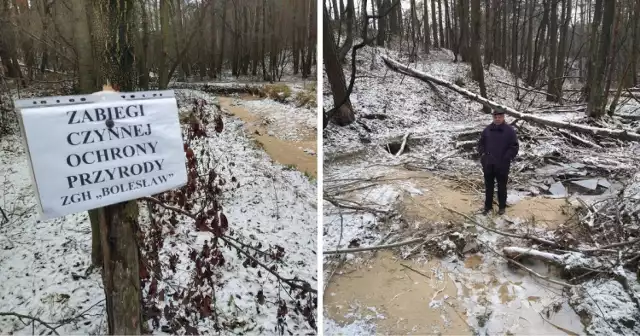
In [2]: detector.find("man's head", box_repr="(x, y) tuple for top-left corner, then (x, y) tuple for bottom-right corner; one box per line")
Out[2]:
(492, 111), (505, 125)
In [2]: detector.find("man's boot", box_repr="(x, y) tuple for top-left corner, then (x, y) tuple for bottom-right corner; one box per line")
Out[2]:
(482, 208), (491, 215)
(498, 208), (505, 215)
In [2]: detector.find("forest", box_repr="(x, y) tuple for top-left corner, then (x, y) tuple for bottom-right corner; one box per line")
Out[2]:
(0, 0), (318, 335)
(323, 0), (640, 334)
(0, 0), (317, 92)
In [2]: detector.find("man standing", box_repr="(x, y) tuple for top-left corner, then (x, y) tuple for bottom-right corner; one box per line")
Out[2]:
(477, 110), (519, 215)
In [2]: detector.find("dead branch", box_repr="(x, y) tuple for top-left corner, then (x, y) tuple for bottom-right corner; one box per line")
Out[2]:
(381, 55), (640, 142)
(141, 197), (317, 294)
(323, 237), (424, 254)
(323, 231), (451, 255)
(479, 241), (573, 288)
(0, 312), (60, 335)
(445, 207), (561, 248)
(395, 132), (411, 157)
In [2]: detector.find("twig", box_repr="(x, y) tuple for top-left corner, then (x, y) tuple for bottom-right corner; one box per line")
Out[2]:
(220, 235), (317, 294)
(400, 263), (431, 279)
(0, 312), (60, 335)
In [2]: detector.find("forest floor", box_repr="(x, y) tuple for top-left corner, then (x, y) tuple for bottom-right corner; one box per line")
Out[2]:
(0, 79), (318, 335)
(323, 45), (640, 335)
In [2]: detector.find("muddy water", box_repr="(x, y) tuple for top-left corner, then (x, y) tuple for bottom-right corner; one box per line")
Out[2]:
(325, 251), (471, 335)
(393, 170), (575, 229)
(218, 97), (317, 177)
(325, 168), (584, 334)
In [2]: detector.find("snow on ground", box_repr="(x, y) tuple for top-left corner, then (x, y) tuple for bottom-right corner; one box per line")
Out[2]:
(323, 43), (640, 334)
(0, 87), (317, 335)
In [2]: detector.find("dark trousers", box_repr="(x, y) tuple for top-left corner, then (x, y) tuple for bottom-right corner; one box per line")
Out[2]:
(483, 164), (508, 210)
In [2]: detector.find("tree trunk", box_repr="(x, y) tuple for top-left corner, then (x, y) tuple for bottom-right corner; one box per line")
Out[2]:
(377, 0), (387, 46)
(470, 0), (489, 113)
(438, 0), (445, 48)
(458, 0), (469, 62)
(553, 0), (571, 102)
(444, 0), (452, 50)
(431, 0), (439, 48)
(510, 0), (519, 76)
(332, 0), (340, 20)
(546, 0), (558, 101)
(587, 0), (614, 118)
(218, 0), (228, 76)
(338, 0), (354, 62)
(424, 0), (431, 52)
(584, 0), (603, 101)
(158, 0), (170, 88)
(138, 1), (150, 90)
(323, 6), (354, 126)
(101, 202), (142, 334)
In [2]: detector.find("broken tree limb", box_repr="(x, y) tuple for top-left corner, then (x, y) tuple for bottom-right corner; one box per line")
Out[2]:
(323, 237), (424, 254)
(445, 207), (562, 248)
(395, 132), (411, 157)
(323, 231), (451, 255)
(558, 130), (603, 149)
(381, 55), (640, 142)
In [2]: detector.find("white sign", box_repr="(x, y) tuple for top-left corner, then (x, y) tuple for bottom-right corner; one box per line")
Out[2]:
(17, 91), (187, 219)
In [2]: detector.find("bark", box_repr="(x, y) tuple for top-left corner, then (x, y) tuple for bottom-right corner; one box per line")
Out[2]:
(424, 0), (431, 52)
(528, 0), (549, 87)
(158, 0), (170, 89)
(71, 0), (95, 93)
(324, 6), (354, 126)
(587, 0), (614, 118)
(377, 0), (387, 46)
(338, 0), (354, 62)
(444, 0), (451, 50)
(431, 0), (439, 48)
(470, 0), (489, 113)
(437, 0), (445, 48)
(217, 0), (228, 76)
(381, 55), (640, 142)
(553, 0), (571, 103)
(547, 0), (559, 101)
(410, 0), (418, 51)
(332, 0), (340, 20)
(138, 1), (150, 90)
(457, 0), (469, 62)
(484, 0), (491, 64)
(101, 202), (142, 334)
(510, 0), (520, 76)
(584, 0), (603, 100)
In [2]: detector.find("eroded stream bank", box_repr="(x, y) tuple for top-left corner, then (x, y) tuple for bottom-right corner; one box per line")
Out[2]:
(217, 96), (317, 178)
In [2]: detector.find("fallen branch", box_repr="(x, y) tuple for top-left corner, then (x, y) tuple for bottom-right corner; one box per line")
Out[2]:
(479, 241), (573, 288)
(324, 229), (453, 255)
(381, 55), (640, 142)
(558, 130), (603, 149)
(395, 132), (411, 157)
(445, 207), (561, 248)
(0, 312), (60, 335)
(323, 237), (425, 254)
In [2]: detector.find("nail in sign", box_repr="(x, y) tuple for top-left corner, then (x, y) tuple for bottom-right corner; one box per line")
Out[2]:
(17, 91), (187, 219)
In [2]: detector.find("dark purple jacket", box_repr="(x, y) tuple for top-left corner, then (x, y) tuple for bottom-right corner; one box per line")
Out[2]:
(477, 122), (519, 172)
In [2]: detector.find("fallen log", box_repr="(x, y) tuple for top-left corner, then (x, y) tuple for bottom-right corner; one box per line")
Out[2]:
(381, 55), (640, 142)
